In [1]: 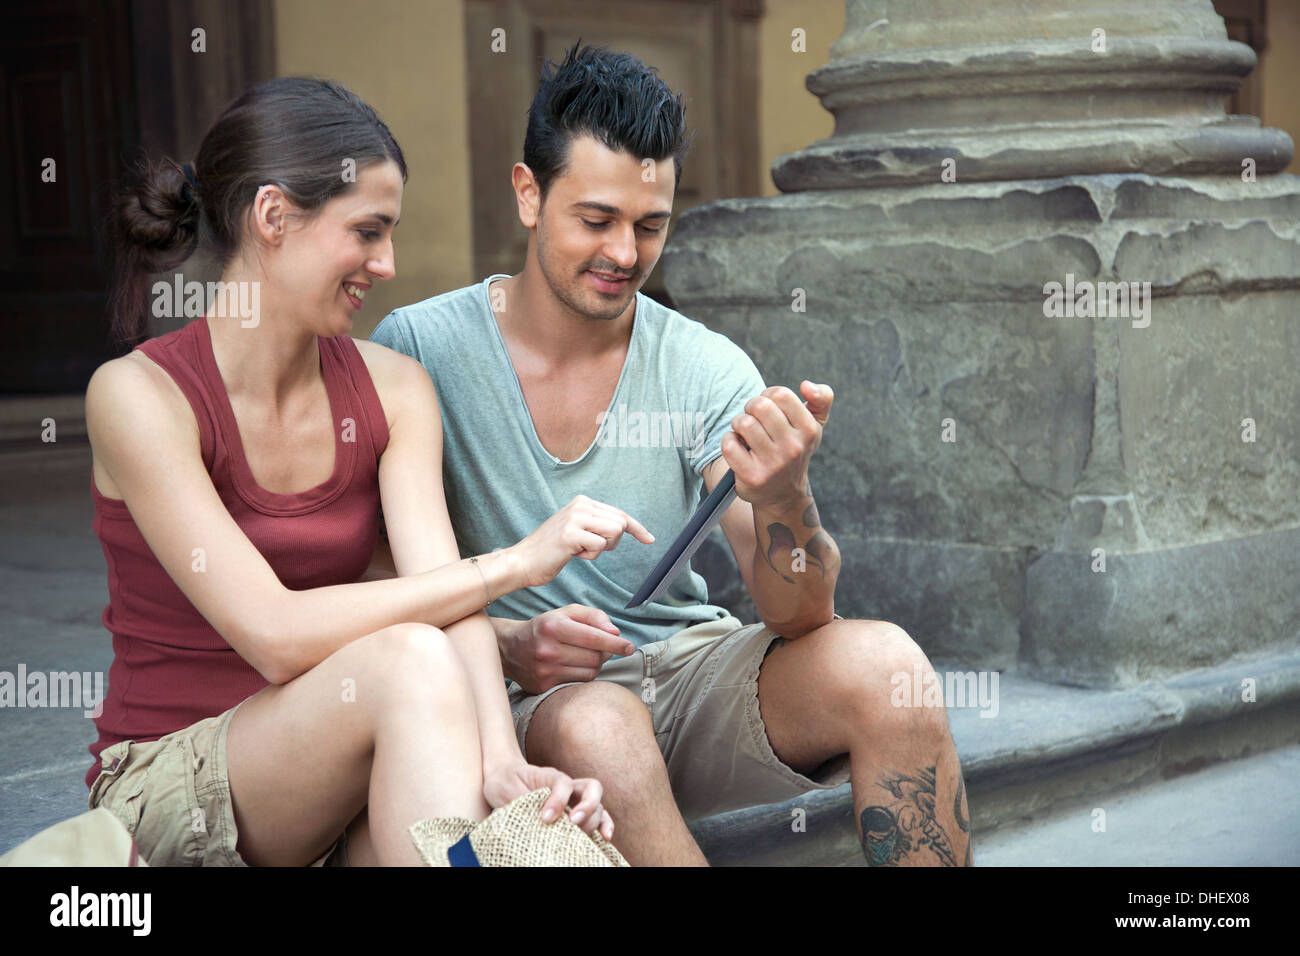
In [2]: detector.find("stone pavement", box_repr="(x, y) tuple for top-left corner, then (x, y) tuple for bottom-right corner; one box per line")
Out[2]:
(973, 743), (1300, 867)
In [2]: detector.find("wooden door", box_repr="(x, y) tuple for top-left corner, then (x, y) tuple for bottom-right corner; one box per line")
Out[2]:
(464, 0), (763, 305)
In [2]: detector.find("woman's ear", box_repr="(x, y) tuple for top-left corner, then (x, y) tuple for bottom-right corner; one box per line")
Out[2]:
(250, 183), (289, 245)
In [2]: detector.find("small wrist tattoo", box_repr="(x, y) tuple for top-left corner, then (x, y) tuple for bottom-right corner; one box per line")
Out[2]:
(469, 555), (491, 606)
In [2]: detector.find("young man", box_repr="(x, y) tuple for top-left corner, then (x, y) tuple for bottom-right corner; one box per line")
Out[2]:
(371, 44), (971, 866)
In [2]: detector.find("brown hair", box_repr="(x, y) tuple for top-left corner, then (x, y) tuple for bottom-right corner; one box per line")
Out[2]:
(106, 77), (407, 346)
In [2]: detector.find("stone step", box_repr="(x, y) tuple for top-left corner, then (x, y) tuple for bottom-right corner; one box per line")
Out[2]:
(688, 648), (1300, 865)
(0, 394), (86, 450)
(973, 742), (1300, 866)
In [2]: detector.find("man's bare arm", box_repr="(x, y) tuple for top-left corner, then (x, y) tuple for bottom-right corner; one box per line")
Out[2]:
(705, 459), (839, 637)
(703, 382), (840, 638)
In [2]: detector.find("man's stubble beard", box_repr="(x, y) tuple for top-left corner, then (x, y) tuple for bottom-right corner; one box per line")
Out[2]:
(536, 215), (640, 322)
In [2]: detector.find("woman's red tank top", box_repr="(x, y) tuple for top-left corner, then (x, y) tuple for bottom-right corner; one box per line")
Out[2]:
(86, 316), (390, 789)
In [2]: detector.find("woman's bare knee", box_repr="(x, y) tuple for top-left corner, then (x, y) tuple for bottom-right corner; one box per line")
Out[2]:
(227, 622), (469, 865)
(346, 622), (474, 716)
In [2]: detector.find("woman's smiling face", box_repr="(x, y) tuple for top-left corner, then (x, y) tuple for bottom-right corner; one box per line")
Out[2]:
(268, 159), (404, 336)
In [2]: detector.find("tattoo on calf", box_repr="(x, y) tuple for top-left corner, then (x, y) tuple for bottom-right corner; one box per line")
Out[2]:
(860, 805), (910, 866)
(859, 766), (960, 866)
(955, 774), (972, 865)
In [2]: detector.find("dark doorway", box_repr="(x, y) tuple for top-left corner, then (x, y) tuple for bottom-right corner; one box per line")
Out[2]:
(0, 0), (273, 394)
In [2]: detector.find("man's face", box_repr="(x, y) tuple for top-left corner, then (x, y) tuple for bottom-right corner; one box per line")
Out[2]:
(531, 134), (676, 321)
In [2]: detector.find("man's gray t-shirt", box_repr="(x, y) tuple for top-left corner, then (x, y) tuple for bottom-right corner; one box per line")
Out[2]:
(371, 275), (766, 648)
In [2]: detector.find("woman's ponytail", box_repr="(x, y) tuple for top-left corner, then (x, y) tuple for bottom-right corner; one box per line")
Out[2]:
(106, 157), (201, 347)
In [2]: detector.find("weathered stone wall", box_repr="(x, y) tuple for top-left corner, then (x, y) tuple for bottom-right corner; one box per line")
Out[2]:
(670, 0), (1300, 688)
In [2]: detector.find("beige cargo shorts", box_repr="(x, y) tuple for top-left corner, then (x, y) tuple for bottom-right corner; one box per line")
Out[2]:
(507, 615), (851, 822)
(87, 700), (347, 867)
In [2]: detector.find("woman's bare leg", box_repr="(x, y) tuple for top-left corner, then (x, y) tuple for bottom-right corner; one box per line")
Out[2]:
(226, 622), (491, 866)
(341, 808), (378, 866)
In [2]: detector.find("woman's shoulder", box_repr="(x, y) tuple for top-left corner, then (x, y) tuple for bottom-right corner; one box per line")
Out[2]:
(86, 349), (194, 427)
(86, 351), (202, 499)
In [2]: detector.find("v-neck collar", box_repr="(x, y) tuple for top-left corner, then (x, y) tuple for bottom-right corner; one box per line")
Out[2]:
(480, 274), (639, 467)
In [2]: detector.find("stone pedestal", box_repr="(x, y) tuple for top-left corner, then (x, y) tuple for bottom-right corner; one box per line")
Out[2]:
(666, 0), (1300, 687)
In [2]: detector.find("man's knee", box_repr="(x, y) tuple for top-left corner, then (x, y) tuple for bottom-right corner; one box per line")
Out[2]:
(803, 618), (950, 738)
(527, 680), (656, 768)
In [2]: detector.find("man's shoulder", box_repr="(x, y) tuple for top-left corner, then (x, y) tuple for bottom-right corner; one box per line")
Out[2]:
(636, 293), (750, 364)
(371, 278), (497, 365)
(383, 280), (489, 333)
(637, 295), (764, 394)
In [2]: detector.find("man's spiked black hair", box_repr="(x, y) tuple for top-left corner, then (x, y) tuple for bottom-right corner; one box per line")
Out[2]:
(523, 42), (692, 197)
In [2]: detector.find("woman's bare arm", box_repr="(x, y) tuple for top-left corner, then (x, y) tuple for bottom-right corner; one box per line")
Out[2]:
(360, 344), (521, 769)
(84, 350), (528, 688)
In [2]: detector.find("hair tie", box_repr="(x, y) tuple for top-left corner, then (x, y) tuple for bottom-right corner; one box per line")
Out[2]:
(180, 164), (199, 210)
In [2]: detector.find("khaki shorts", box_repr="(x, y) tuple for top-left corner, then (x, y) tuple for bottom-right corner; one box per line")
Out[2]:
(87, 700), (348, 867)
(507, 615), (851, 822)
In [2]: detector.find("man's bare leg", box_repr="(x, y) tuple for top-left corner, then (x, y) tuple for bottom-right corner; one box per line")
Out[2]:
(756, 618), (972, 866)
(523, 680), (709, 866)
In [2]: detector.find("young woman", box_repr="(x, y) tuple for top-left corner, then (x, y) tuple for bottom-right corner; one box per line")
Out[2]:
(85, 77), (653, 866)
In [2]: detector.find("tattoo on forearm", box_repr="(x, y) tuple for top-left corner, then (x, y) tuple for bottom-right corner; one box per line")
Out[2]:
(803, 530), (831, 578)
(760, 497), (833, 581)
(763, 523), (797, 583)
(859, 766), (960, 867)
